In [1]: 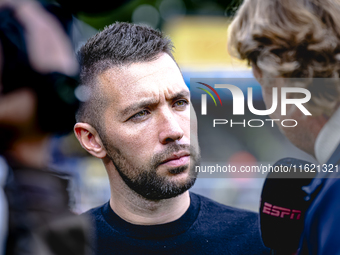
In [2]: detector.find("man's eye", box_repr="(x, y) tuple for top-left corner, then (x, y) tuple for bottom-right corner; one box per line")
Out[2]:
(130, 110), (149, 121)
(174, 100), (188, 108)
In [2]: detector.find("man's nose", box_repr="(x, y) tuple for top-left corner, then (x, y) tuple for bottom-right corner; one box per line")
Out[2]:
(158, 109), (184, 144)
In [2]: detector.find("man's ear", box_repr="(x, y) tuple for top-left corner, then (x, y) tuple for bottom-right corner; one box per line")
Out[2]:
(74, 122), (107, 159)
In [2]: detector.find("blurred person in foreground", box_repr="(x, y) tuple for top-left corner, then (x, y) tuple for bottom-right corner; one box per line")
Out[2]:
(0, 0), (92, 254)
(74, 22), (270, 255)
(228, 0), (340, 254)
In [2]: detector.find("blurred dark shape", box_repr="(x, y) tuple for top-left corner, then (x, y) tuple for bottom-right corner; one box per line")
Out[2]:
(0, 6), (79, 131)
(0, 1), (92, 255)
(259, 158), (316, 254)
(5, 165), (92, 255)
(56, 0), (131, 15)
(223, 0), (242, 16)
(0, 5), (79, 153)
(42, 216), (90, 255)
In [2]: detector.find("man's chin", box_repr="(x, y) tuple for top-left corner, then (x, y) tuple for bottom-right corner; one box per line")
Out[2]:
(159, 164), (196, 183)
(112, 158), (198, 200)
(139, 171), (197, 201)
(167, 167), (194, 183)
(143, 179), (196, 201)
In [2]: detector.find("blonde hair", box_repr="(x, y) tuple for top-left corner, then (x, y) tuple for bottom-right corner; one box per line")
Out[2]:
(228, 0), (340, 115)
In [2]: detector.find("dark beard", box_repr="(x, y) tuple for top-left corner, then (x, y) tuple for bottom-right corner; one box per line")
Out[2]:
(105, 143), (200, 200)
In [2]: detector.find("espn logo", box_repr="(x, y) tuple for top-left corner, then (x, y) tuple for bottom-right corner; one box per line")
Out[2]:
(263, 202), (301, 220)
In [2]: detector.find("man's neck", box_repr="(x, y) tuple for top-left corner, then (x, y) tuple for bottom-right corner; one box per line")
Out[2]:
(106, 161), (191, 225)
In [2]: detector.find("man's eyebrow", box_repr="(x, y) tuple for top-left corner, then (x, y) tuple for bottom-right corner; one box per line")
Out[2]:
(170, 90), (190, 101)
(121, 99), (159, 116)
(120, 90), (190, 117)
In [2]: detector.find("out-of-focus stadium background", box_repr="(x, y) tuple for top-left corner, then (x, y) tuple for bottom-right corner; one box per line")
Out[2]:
(47, 0), (317, 213)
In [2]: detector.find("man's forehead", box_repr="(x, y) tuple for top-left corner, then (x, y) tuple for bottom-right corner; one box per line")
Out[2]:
(98, 65), (160, 89)
(97, 54), (187, 97)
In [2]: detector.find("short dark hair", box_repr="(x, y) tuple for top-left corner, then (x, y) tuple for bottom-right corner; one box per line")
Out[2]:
(76, 22), (175, 134)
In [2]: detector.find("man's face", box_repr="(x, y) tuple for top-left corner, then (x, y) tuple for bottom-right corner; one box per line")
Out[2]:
(97, 54), (200, 200)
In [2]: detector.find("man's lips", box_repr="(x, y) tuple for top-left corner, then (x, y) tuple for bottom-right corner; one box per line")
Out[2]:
(160, 152), (190, 167)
